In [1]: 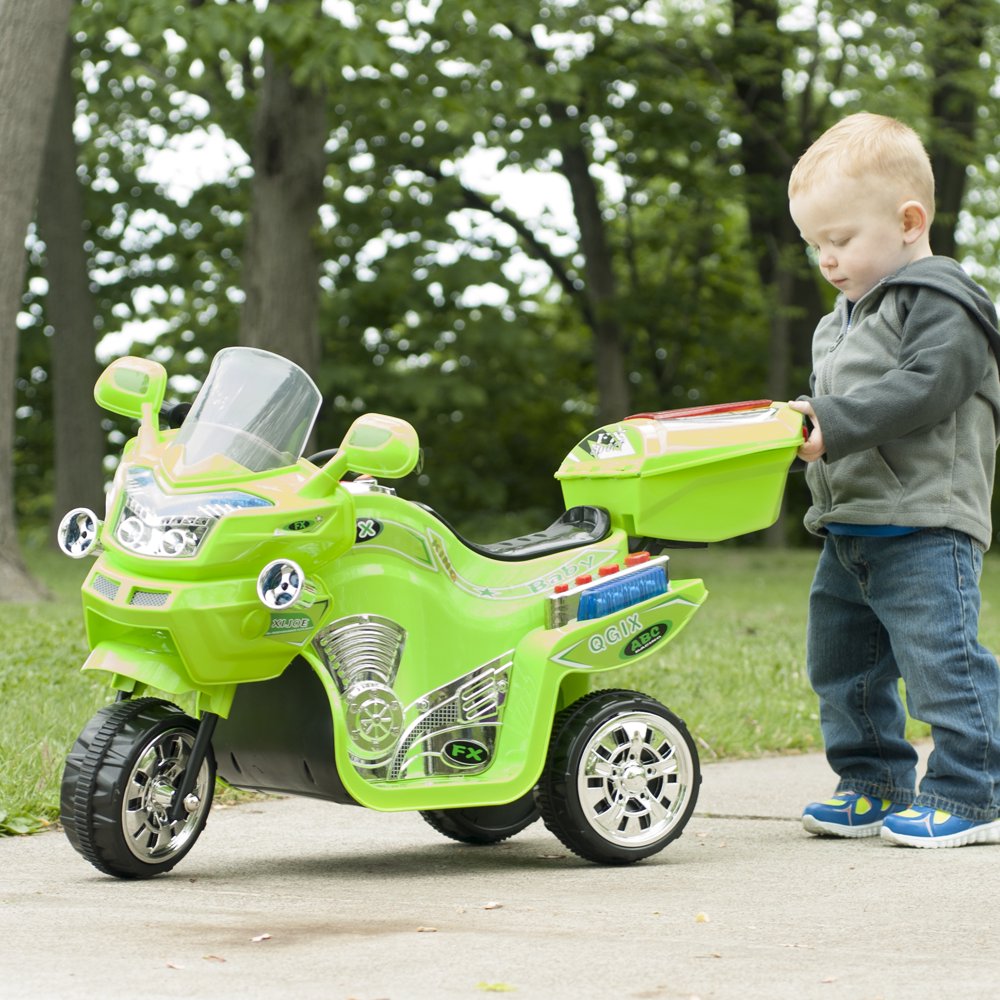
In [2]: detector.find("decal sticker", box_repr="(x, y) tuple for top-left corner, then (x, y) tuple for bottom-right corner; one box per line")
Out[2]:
(580, 428), (635, 460)
(442, 739), (491, 768)
(355, 517), (383, 542)
(621, 622), (671, 658)
(266, 613), (313, 636)
(427, 529), (617, 600)
(550, 596), (700, 670)
(353, 519), (435, 569)
(585, 612), (645, 653)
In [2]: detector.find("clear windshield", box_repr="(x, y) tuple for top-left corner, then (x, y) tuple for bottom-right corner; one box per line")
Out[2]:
(174, 347), (321, 473)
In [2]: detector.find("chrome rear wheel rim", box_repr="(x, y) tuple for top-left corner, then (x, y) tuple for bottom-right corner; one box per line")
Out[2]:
(577, 711), (694, 849)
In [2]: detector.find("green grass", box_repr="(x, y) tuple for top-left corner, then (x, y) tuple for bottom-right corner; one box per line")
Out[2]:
(620, 545), (1000, 760)
(0, 548), (246, 836)
(5, 541), (1000, 834)
(612, 547), (827, 759)
(0, 551), (104, 835)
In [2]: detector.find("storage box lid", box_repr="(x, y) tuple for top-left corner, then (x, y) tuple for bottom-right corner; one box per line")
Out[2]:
(556, 400), (804, 481)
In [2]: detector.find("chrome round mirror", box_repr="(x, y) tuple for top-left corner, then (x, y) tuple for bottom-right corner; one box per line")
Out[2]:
(57, 508), (102, 559)
(257, 559), (307, 609)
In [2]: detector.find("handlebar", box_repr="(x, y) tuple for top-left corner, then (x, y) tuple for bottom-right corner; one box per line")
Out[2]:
(159, 401), (192, 429)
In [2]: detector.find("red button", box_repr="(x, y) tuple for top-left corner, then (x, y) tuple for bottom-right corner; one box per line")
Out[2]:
(554, 583), (569, 593)
(598, 564), (620, 577)
(575, 574), (593, 586)
(625, 551), (650, 566)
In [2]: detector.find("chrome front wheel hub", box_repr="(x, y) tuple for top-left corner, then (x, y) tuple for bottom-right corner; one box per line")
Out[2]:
(122, 729), (211, 864)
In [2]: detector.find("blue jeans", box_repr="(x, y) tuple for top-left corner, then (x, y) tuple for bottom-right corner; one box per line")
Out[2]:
(807, 529), (1000, 821)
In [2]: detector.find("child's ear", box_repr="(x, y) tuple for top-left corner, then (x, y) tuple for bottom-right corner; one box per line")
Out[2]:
(900, 200), (929, 244)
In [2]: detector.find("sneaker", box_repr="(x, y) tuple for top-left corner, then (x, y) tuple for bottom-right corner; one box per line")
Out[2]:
(880, 807), (1000, 848)
(802, 791), (905, 838)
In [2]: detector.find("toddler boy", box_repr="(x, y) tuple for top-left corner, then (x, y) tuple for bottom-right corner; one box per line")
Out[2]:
(787, 113), (1000, 847)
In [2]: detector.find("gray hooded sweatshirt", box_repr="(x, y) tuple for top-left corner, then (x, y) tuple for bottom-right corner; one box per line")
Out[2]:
(803, 256), (1000, 549)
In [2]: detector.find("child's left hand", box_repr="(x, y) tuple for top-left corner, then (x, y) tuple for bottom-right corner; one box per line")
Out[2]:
(789, 400), (826, 462)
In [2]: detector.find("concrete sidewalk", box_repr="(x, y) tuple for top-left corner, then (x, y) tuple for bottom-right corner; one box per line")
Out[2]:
(2, 747), (998, 1000)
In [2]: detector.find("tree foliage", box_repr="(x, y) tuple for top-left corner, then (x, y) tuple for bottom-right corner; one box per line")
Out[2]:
(11, 0), (1000, 546)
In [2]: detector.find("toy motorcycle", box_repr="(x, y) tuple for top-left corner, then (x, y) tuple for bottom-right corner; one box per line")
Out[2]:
(57, 347), (803, 878)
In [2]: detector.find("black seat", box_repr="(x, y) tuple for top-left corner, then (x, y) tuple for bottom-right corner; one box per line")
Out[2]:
(415, 504), (611, 562)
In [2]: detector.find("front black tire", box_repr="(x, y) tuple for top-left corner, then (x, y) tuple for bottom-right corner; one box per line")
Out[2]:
(535, 689), (700, 864)
(61, 698), (215, 879)
(420, 791), (540, 845)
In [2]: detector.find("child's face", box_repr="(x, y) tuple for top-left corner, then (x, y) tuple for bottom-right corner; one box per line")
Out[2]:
(789, 176), (923, 302)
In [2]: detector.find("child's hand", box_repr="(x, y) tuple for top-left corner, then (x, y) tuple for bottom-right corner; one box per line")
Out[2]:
(789, 400), (826, 462)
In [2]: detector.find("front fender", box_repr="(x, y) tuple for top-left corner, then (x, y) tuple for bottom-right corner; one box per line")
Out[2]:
(82, 641), (237, 718)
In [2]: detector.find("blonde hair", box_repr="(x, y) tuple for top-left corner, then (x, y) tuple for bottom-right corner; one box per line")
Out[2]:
(789, 113), (935, 221)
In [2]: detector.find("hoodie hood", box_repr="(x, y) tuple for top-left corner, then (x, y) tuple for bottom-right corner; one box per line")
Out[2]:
(883, 256), (1000, 359)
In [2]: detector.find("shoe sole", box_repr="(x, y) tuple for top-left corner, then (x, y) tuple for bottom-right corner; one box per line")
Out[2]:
(802, 814), (883, 838)
(880, 818), (1000, 849)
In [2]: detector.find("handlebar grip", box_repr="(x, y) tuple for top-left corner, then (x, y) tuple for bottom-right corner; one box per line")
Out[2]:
(159, 401), (192, 429)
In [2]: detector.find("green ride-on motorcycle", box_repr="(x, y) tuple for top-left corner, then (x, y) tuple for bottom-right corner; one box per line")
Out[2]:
(57, 346), (803, 878)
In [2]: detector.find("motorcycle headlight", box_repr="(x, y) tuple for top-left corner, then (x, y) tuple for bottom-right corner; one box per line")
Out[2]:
(113, 467), (272, 558)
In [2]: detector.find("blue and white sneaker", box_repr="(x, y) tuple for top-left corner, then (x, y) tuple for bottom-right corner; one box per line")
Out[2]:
(802, 791), (906, 838)
(880, 807), (1000, 848)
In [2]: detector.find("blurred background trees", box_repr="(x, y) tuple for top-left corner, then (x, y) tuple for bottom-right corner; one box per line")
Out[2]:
(5, 0), (999, 596)
(0, 0), (75, 600)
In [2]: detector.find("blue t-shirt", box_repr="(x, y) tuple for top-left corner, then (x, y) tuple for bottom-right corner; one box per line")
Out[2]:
(825, 523), (918, 537)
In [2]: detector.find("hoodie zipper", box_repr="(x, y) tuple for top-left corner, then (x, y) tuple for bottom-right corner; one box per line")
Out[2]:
(811, 281), (888, 510)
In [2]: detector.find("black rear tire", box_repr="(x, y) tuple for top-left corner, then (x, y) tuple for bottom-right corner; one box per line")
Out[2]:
(535, 689), (700, 864)
(61, 698), (215, 879)
(420, 791), (540, 845)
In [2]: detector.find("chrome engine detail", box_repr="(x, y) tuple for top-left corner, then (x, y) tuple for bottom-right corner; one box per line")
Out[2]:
(313, 616), (409, 761)
(352, 656), (512, 782)
(313, 614), (406, 693)
(312, 616), (511, 784)
(343, 680), (405, 760)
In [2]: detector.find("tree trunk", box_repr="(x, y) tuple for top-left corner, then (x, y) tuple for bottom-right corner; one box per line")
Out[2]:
(0, 0), (74, 602)
(559, 143), (631, 426)
(729, 0), (823, 396)
(926, 0), (989, 258)
(36, 37), (107, 541)
(239, 49), (327, 379)
(728, 0), (825, 545)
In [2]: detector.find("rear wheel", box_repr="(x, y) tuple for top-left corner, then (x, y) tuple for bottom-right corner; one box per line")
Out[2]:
(61, 698), (215, 879)
(536, 689), (700, 864)
(420, 791), (539, 845)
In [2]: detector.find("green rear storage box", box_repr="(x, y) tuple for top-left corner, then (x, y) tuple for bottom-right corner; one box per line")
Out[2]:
(556, 401), (804, 543)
